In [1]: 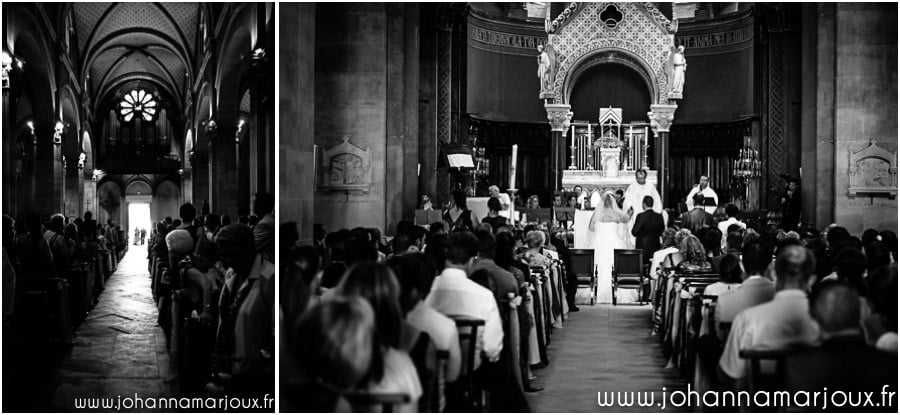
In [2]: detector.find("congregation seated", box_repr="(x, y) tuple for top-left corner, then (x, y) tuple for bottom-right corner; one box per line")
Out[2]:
(714, 241), (775, 342)
(702, 254), (742, 297)
(425, 232), (503, 368)
(333, 262), (422, 412)
(718, 245), (820, 387)
(470, 230), (518, 301)
(783, 281), (897, 410)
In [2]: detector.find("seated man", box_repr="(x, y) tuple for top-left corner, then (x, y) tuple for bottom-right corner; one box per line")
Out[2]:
(470, 230), (518, 301)
(715, 241), (776, 341)
(784, 281), (897, 412)
(425, 231), (503, 369)
(718, 245), (820, 387)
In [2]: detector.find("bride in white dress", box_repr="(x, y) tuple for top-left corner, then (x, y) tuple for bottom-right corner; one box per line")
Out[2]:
(588, 191), (631, 303)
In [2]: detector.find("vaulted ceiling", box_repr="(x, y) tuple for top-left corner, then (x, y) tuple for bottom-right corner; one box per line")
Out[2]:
(72, 3), (204, 115)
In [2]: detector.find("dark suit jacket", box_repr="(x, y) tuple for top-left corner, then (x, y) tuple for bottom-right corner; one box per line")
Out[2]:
(470, 258), (519, 300)
(679, 208), (714, 235)
(632, 209), (665, 262)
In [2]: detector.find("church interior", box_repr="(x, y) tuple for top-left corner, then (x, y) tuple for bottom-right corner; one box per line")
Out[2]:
(3, 2), (275, 411)
(281, 2), (897, 413)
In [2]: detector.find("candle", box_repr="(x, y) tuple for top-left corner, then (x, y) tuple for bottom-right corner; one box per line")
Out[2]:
(510, 144), (518, 189)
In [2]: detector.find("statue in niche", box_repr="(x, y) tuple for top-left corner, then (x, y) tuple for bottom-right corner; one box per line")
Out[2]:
(666, 45), (687, 98)
(537, 44), (557, 94)
(78, 152), (86, 169)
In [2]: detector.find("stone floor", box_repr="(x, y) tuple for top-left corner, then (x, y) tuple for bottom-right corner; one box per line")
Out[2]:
(527, 304), (689, 412)
(46, 248), (175, 412)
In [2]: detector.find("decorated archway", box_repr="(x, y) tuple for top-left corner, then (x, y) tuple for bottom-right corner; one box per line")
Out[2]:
(540, 2), (683, 205)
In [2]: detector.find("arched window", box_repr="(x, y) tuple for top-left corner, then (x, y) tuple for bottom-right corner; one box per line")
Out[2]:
(119, 89), (157, 122)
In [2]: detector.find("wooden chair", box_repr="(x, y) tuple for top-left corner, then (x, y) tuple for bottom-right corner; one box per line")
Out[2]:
(568, 249), (597, 305)
(343, 392), (411, 413)
(611, 249), (647, 305)
(449, 316), (487, 412)
(739, 348), (794, 395)
(433, 350), (450, 412)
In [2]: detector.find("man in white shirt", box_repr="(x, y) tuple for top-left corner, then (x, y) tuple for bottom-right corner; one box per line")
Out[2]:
(685, 175), (719, 214)
(425, 232), (503, 369)
(717, 204), (746, 249)
(714, 241), (775, 341)
(718, 245), (820, 385)
(573, 185), (586, 210)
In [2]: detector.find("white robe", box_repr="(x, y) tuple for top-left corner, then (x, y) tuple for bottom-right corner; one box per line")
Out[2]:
(685, 185), (719, 214)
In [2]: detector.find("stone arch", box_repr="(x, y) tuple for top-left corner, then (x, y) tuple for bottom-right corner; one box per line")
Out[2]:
(562, 47), (659, 107)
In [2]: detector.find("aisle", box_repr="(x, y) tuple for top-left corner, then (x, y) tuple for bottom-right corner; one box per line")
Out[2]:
(50, 249), (175, 411)
(527, 305), (689, 412)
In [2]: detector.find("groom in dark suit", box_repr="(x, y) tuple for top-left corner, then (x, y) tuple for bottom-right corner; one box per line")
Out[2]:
(631, 196), (665, 264)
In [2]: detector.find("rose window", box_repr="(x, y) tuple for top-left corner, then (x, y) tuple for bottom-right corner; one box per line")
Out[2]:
(120, 89), (157, 122)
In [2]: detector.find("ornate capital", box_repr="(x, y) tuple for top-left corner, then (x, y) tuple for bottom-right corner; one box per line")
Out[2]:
(648, 104), (678, 134)
(545, 103), (573, 132)
(92, 169), (105, 182)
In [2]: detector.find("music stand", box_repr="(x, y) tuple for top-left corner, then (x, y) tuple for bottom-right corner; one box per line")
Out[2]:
(702, 197), (717, 208)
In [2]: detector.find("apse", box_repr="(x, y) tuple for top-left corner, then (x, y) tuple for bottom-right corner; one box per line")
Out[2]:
(568, 63), (652, 124)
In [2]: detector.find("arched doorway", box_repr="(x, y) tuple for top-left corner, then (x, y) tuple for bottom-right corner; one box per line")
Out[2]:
(124, 179), (152, 245)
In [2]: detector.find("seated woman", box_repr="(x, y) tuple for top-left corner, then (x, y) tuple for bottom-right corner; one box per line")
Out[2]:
(481, 197), (508, 231)
(674, 235), (713, 274)
(703, 253), (742, 297)
(285, 296), (377, 412)
(660, 229), (694, 271)
(526, 195), (541, 209)
(650, 228), (680, 280)
(334, 262), (422, 412)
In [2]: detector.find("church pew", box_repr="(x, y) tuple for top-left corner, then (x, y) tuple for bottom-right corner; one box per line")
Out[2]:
(65, 264), (90, 327)
(47, 277), (74, 345)
(529, 269), (549, 366)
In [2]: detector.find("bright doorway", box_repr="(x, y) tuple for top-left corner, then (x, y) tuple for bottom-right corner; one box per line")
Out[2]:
(127, 202), (151, 246)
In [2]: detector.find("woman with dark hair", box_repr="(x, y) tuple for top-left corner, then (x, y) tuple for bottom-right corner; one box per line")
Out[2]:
(195, 212), (221, 263)
(702, 228), (723, 258)
(482, 197), (508, 231)
(423, 233), (448, 274)
(284, 297), (377, 412)
(334, 262), (422, 411)
(442, 190), (478, 232)
(703, 254), (743, 296)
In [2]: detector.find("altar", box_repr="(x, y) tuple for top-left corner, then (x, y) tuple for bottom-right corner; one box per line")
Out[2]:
(561, 108), (658, 195)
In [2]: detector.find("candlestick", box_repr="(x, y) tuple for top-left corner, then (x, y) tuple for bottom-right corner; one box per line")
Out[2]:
(510, 144), (518, 189)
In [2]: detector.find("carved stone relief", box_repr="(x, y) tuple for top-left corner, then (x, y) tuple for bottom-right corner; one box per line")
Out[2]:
(320, 137), (373, 194)
(848, 139), (897, 197)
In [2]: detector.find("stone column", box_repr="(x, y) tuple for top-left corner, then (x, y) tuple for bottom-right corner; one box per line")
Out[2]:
(52, 124), (65, 214)
(190, 152), (209, 214)
(83, 168), (95, 217)
(91, 169), (105, 219)
(64, 154), (82, 217)
(181, 166), (193, 205)
(545, 103), (573, 193)
(205, 121), (218, 212)
(648, 104), (678, 207)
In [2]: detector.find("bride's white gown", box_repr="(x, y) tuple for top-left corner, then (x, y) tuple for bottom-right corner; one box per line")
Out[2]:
(591, 221), (631, 304)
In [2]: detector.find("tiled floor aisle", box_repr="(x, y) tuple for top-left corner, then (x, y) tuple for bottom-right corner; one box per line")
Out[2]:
(526, 304), (690, 412)
(51, 248), (175, 411)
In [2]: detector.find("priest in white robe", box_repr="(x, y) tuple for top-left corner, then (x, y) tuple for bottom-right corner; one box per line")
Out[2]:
(685, 175), (719, 214)
(623, 169), (666, 245)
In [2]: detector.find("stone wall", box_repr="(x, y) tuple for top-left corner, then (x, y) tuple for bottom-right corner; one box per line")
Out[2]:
(832, 3), (898, 234)
(279, 3), (316, 242)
